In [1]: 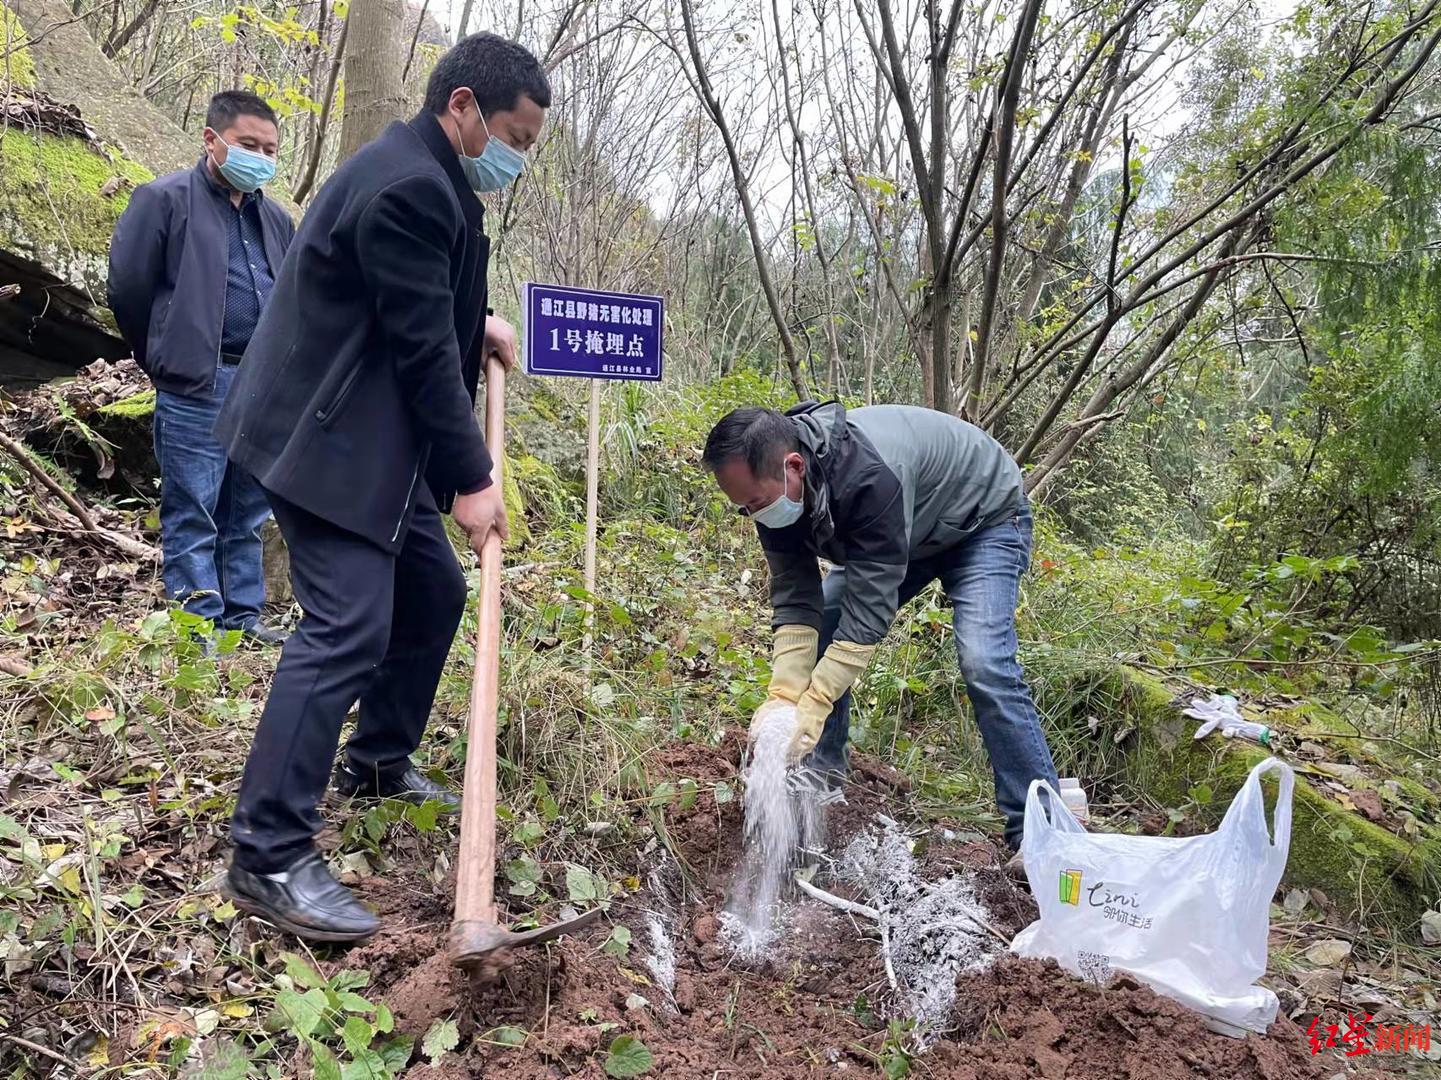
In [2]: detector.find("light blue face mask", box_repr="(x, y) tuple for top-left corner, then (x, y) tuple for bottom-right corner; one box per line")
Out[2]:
(459, 102), (526, 193)
(213, 138), (276, 193)
(750, 466), (804, 529)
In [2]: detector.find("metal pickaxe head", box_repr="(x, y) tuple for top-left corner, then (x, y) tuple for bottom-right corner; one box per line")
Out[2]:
(449, 908), (603, 979)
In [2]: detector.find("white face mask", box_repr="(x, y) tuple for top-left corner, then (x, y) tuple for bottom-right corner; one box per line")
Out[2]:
(750, 465), (804, 529)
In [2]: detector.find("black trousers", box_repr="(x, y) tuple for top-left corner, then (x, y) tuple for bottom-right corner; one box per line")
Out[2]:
(230, 485), (466, 873)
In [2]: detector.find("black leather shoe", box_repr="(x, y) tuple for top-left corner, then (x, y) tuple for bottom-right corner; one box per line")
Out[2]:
(240, 622), (288, 647)
(334, 762), (461, 814)
(224, 851), (379, 943)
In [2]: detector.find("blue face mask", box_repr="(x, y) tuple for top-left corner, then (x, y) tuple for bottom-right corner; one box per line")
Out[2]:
(213, 138), (276, 193)
(459, 103), (526, 193)
(749, 464), (805, 529)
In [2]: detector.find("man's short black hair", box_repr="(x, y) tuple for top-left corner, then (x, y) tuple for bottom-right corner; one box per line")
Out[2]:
(701, 407), (799, 480)
(206, 90), (279, 132)
(424, 32), (552, 116)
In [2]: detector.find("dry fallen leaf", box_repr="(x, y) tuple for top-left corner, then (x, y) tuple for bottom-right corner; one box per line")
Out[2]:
(1282, 888), (1309, 916)
(1295, 968), (1342, 999)
(1421, 909), (1441, 946)
(1305, 938), (1353, 967)
(1348, 789), (1385, 822)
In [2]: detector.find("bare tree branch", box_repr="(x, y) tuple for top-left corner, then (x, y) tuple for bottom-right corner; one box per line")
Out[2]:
(680, 0), (807, 398)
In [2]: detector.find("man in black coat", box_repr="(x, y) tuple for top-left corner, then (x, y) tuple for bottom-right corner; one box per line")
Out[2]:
(213, 33), (550, 941)
(108, 91), (294, 645)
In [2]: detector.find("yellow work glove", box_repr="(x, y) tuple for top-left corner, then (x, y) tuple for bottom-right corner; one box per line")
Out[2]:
(790, 641), (875, 763)
(748, 626), (818, 749)
(766, 625), (818, 704)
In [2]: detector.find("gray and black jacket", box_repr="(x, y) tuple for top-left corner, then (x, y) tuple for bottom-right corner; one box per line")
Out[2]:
(759, 402), (1025, 646)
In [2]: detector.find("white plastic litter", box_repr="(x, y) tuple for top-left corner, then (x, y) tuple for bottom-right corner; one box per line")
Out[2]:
(1184, 693), (1272, 746)
(1058, 777), (1090, 824)
(1011, 757), (1294, 1036)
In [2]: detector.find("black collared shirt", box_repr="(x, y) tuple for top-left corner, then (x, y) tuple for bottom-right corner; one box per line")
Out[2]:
(220, 191), (277, 354)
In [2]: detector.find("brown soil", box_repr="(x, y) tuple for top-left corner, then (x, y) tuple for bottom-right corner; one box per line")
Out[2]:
(335, 735), (1337, 1079)
(936, 957), (1331, 1080)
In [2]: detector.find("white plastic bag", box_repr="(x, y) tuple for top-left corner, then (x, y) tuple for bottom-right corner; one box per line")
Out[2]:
(1011, 757), (1294, 1036)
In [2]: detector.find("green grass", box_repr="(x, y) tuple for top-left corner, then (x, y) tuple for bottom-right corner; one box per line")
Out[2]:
(3, 369), (1440, 1074)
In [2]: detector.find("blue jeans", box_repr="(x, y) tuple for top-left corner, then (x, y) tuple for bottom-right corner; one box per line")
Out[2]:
(153, 360), (271, 630)
(813, 506), (1058, 848)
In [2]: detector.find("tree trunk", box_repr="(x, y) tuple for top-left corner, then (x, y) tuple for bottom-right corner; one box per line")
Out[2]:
(337, 0), (407, 163)
(925, 0), (951, 415)
(102, 0), (163, 58)
(963, 0), (1044, 421)
(301, 0), (330, 162)
(455, 0), (476, 41)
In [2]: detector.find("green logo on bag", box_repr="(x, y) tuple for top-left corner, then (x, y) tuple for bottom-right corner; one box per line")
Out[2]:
(1059, 868), (1082, 905)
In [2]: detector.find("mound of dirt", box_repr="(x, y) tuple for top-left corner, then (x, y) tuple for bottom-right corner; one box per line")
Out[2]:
(330, 738), (1335, 1079)
(937, 955), (1332, 1080)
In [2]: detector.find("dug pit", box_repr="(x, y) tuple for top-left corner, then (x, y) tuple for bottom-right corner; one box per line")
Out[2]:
(337, 734), (1335, 1079)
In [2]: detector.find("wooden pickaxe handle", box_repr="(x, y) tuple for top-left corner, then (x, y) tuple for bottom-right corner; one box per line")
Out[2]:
(452, 356), (506, 935)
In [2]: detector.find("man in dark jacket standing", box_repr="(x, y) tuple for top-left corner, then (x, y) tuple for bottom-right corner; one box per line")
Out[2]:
(702, 403), (1059, 852)
(108, 91), (294, 644)
(213, 33), (549, 942)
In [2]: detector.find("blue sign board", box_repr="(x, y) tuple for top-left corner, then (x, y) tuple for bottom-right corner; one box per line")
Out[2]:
(522, 283), (663, 382)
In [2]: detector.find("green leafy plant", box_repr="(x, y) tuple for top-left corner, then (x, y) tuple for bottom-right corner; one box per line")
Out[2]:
(601, 925), (632, 958)
(482, 1026), (528, 1048)
(879, 1020), (914, 1078)
(1162, 782), (1215, 836)
(565, 863), (610, 906)
(422, 1018), (460, 1062)
(603, 1034), (653, 1077)
(263, 954), (413, 1078)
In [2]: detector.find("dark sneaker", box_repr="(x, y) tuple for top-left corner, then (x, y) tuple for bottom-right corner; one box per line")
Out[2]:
(224, 851), (379, 943)
(334, 762), (460, 814)
(788, 747), (848, 805)
(240, 622), (288, 647)
(787, 764), (847, 806)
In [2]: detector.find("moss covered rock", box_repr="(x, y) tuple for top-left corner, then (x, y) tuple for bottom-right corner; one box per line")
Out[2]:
(2, 0), (210, 382)
(87, 388), (159, 487)
(511, 451), (581, 528)
(502, 456), (530, 548)
(1058, 666), (1441, 929)
(99, 388), (155, 418)
(438, 454), (530, 558)
(0, 127), (152, 298)
(6, 0), (196, 177)
(2, 2), (37, 89)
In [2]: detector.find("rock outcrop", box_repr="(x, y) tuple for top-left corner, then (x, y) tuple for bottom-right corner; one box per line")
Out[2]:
(1, 0), (193, 385)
